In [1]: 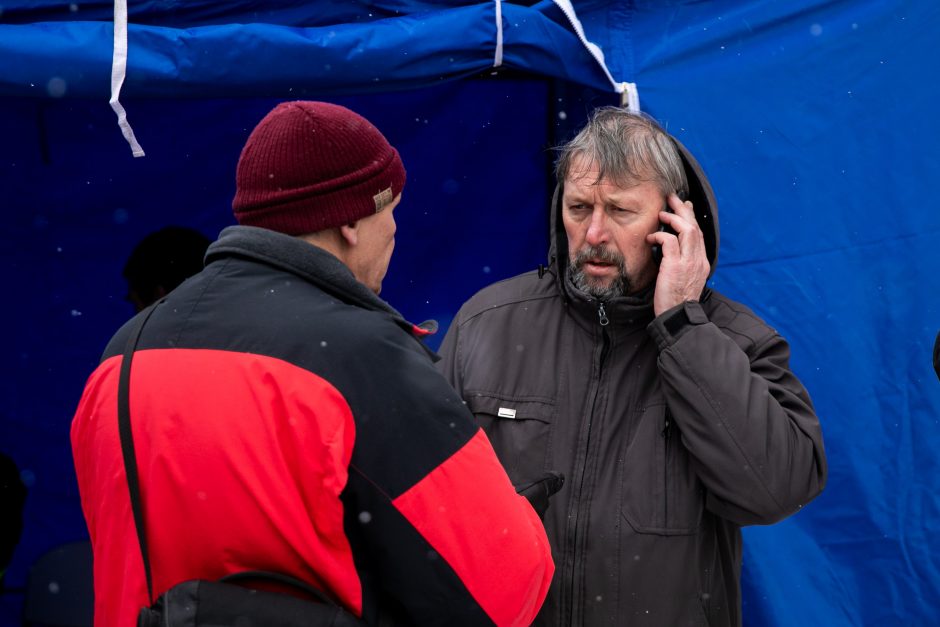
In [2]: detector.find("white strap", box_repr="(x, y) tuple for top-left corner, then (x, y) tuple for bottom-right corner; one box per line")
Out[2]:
(110, 0), (145, 157)
(552, 0), (635, 104)
(493, 0), (504, 68)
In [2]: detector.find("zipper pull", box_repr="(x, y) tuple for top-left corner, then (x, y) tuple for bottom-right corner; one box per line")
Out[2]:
(661, 416), (671, 439)
(597, 303), (610, 326)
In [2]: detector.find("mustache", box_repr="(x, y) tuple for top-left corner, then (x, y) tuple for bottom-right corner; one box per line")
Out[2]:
(571, 245), (625, 269)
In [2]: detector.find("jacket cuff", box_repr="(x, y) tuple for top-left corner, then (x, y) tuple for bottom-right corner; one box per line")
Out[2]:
(647, 300), (709, 351)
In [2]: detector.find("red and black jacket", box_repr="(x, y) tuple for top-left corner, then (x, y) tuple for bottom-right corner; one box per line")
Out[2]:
(71, 225), (553, 627)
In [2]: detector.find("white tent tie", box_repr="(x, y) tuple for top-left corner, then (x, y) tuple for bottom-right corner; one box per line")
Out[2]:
(552, 0), (637, 107)
(110, 0), (145, 157)
(493, 0), (504, 68)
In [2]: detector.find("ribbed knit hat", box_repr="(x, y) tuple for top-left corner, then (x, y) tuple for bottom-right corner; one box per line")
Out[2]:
(232, 101), (406, 235)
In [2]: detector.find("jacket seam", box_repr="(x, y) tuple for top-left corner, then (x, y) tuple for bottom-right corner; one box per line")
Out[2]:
(707, 298), (778, 354)
(708, 295), (758, 318)
(712, 321), (776, 351)
(463, 390), (556, 404)
(708, 299), (777, 340)
(349, 462), (393, 502)
(173, 257), (229, 346)
(454, 317), (465, 395)
(747, 330), (781, 358)
(457, 292), (559, 326)
(666, 344), (785, 514)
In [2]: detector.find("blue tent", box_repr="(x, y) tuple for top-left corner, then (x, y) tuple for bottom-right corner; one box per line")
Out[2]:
(1, 1), (938, 625)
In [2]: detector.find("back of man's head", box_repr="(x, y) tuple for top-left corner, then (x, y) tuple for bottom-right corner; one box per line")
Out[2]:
(232, 101), (406, 236)
(555, 107), (687, 198)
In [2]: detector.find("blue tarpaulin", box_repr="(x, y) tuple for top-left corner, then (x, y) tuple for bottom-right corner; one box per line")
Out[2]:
(1, 1), (937, 625)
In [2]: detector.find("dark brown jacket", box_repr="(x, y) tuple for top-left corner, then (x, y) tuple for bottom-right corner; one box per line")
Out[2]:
(437, 140), (827, 626)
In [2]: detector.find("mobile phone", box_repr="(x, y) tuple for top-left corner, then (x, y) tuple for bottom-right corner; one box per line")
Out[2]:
(651, 190), (686, 265)
(651, 206), (676, 265)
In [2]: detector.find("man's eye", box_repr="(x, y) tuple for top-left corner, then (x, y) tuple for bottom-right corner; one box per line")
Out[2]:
(569, 203), (588, 211)
(611, 206), (635, 215)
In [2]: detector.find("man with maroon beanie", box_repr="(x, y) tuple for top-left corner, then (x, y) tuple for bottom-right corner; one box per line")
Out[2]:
(71, 101), (554, 626)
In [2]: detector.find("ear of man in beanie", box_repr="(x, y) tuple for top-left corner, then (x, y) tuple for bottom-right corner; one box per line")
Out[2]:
(233, 101), (406, 235)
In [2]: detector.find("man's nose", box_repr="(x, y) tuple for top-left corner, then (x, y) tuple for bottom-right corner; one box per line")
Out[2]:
(585, 209), (609, 246)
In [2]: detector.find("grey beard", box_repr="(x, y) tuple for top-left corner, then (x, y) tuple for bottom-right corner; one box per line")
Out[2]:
(568, 245), (631, 300)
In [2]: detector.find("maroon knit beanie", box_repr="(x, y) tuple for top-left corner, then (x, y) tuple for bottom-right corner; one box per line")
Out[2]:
(232, 101), (406, 235)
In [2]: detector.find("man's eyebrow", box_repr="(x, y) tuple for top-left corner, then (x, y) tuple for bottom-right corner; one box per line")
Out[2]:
(562, 186), (592, 202)
(605, 195), (641, 209)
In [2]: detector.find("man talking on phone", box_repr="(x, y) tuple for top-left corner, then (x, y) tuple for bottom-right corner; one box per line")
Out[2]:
(437, 107), (827, 626)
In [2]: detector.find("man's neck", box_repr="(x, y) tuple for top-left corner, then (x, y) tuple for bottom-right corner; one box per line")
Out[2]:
(297, 230), (347, 266)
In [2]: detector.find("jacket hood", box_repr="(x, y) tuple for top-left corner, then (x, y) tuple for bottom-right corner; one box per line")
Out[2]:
(548, 134), (720, 291)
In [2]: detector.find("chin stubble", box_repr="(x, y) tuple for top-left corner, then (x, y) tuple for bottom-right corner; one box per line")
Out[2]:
(568, 245), (631, 300)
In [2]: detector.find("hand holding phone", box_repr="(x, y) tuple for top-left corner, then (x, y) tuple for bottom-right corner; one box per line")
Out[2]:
(649, 190), (710, 317)
(652, 189), (686, 265)
(651, 205), (676, 266)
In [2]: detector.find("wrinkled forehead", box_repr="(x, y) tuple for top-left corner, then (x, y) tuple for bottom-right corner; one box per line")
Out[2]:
(564, 152), (662, 196)
(563, 175), (665, 211)
(564, 151), (660, 192)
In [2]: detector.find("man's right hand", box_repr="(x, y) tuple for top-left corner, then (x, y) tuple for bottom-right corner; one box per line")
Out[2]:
(648, 193), (710, 317)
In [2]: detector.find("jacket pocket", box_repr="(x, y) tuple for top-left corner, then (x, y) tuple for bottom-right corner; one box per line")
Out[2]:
(620, 403), (704, 535)
(465, 392), (555, 487)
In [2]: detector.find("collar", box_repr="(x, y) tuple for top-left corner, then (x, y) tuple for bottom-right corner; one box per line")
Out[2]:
(205, 225), (438, 355)
(562, 272), (656, 331)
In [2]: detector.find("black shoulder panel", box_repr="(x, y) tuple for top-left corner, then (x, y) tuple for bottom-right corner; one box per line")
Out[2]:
(107, 255), (479, 499)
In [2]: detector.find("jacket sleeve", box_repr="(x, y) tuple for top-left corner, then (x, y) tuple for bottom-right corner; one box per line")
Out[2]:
(341, 319), (553, 626)
(647, 300), (827, 526)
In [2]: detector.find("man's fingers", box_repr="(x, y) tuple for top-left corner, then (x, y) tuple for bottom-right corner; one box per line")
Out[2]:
(652, 206), (704, 264)
(661, 195), (704, 256)
(667, 193), (694, 218)
(647, 231), (680, 257)
(661, 194), (696, 230)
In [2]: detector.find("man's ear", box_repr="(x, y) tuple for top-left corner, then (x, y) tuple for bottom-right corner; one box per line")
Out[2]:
(339, 221), (359, 247)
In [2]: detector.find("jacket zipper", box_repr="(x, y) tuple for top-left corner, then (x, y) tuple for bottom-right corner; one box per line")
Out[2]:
(565, 301), (610, 624)
(662, 416), (671, 526)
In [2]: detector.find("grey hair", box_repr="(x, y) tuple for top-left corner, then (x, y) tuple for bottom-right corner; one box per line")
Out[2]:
(555, 107), (688, 198)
